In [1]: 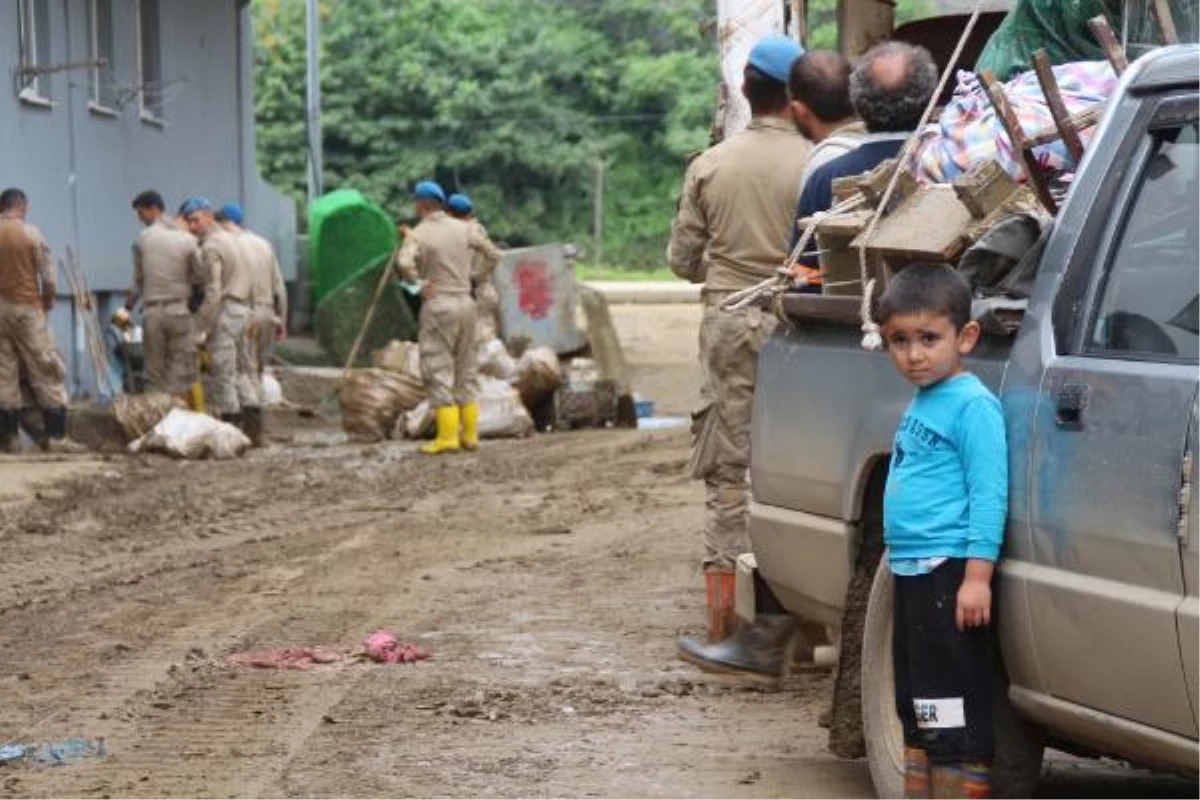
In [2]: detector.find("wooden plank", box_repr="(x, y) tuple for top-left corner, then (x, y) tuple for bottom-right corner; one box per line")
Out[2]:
(984, 78), (1058, 214)
(1152, 0), (1180, 44)
(1088, 15), (1129, 74)
(1026, 106), (1103, 148)
(853, 186), (974, 261)
(1032, 49), (1086, 162)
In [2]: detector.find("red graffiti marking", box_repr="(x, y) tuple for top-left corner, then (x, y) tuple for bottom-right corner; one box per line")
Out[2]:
(513, 260), (554, 321)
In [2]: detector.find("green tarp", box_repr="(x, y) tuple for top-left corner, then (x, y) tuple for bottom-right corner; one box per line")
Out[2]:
(976, 0), (1123, 80)
(308, 189), (397, 306)
(314, 253), (419, 368)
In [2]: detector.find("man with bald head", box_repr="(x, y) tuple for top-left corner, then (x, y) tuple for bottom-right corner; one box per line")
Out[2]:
(790, 41), (938, 270)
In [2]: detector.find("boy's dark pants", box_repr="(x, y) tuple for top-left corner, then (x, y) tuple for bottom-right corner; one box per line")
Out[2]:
(893, 558), (994, 764)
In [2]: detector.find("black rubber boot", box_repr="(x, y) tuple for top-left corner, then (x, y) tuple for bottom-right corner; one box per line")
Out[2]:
(42, 407), (87, 453)
(220, 412), (245, 430)
(242, 406), (265, 447)
(678, 614), (798, 677)
(0, 408), (20, 454)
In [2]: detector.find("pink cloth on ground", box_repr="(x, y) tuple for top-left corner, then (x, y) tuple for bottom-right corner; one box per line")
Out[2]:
(363, 629), (431, 664)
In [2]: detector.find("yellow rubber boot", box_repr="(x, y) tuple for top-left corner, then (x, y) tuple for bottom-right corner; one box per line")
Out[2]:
(460, 402), (480, 451)
(421, 406), (461, 455)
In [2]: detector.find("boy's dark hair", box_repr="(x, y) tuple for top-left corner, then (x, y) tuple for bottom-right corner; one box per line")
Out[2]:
(743, 65), (790, 116)
(876, 262), (973, 330)
(132, 190), (165, 211)
(0, 188), (28, 213)
(788, 50), (854, 123)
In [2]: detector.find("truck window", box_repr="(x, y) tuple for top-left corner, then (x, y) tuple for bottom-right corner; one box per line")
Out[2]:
(1087, 119), (1199, 363)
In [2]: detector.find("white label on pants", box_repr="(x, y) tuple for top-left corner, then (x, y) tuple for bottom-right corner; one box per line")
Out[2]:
(912, 697), (966, 729)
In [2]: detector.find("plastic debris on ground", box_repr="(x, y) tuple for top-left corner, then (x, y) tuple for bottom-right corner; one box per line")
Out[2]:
(362, 630), (431, 664)
(224, 646), (344, 670)
(637, 415), (690, 431)
(0, 738), (107, 768)
(129, 409), (250, 459)
(477, 337), (517, 380)
(111, 392), (183, 441)
(340, 367), (424, 442)
(262, 371), (285, 407)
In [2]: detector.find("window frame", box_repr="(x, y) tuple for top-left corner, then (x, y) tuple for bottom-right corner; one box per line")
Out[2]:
(135, 0), (165, 125)
(16, 0), (52, 106)
(86, 0), (118, 115)
(1080, 94), (1200, 365)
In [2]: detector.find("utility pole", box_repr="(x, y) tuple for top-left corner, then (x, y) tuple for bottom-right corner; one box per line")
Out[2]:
(592, 156), (605, 266)
(306, 0), (324, 201)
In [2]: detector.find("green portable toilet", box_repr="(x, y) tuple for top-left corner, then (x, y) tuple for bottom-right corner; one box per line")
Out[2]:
(308, 189), (397, 306)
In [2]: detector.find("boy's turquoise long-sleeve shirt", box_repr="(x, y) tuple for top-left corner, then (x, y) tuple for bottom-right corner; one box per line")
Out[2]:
(884, 372), (1008, 563)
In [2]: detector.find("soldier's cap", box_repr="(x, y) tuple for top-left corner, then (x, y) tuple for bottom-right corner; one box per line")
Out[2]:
(179, 196), (213, 217)
(220, 202), (244, 225)
(747, 35), (804, 84)
(446, 193), (473, 214)
(414, 181), (446, 204)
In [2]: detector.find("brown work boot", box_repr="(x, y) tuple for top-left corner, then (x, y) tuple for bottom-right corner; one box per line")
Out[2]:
(242, 406), (266, 447)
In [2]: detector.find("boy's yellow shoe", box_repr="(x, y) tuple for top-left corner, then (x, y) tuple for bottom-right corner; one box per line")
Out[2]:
(421, 406), (461, 455)
(460, 402), (480, 451)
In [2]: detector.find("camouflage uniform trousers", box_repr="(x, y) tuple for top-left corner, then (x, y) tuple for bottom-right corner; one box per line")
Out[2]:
(474, 280), (500, 342)
(419, 293), (479, 409)
(236, 307), (278, 409)
(0, 296), (68, 411)
(143, 300), (197, 396)
(691, 300), (777, 571)
(208, 300), (257, 415)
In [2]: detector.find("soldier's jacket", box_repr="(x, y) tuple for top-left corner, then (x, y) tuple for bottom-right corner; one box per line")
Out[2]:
(239, 229), (288, 324)
(667, 117), (812, 291)
(133, 217), (205, 305)
(467, 219), (503, 283)
(198, 228), (251, 331)
(0, 213), (54, 308)
(393, 211), (500, 296)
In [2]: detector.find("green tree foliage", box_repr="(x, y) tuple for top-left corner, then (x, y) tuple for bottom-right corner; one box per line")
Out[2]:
(254, 0), (716, 267)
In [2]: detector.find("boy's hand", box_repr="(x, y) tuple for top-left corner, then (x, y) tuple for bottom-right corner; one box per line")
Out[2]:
(956, 559), (995, 631)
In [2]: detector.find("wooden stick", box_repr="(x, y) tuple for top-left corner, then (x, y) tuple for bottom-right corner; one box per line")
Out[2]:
(1032, 49), (1086, 162)
(1151, 0), (1180, 44)
(1088, 15), (1129, 74)
(1026, 106), (1103, 148)
(984, 78), (1059, 214)
(343, 257), (397, 373)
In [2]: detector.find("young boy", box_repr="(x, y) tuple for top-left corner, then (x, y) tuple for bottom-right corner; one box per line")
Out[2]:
(876, 263), (1008, 800)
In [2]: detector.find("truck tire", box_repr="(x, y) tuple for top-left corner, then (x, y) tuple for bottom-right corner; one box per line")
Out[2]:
(861, 563), (1046, 799)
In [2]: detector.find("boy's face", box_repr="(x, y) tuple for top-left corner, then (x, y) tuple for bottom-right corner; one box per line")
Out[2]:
(882, 311), (980, 388)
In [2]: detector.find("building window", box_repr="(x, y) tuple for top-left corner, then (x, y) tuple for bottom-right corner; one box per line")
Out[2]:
(17, 0), (52, 104)
(87, 0), (117, 112)
(137, 0), (163, 121)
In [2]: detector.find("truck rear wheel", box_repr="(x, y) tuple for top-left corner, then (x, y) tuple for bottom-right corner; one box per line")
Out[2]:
(860, 563), (1045, 798)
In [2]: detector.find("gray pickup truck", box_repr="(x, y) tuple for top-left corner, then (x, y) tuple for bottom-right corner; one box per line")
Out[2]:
(749, 45), (1199, 796)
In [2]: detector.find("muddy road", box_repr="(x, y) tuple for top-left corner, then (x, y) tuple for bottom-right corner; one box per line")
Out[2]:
(0, 304), (1192, 798)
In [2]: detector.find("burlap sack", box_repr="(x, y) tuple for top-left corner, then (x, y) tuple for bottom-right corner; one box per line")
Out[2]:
(340, 368), (425, 442)
(512, 346), (561, 410)
(112, 392), (185, 441)
(371, 340), (421, 377)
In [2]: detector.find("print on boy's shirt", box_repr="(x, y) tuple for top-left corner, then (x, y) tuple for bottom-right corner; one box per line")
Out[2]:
(893, 442), (907, 469)
(898, 414), (946, 449)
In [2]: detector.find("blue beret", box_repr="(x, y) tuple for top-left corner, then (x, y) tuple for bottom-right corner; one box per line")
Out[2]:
(414, 181), (446, 203)
(179, 196), (212, 216)
(446, 193), (473, 214)
(747, 35), (804, 84)
(219, 202), (244, 225)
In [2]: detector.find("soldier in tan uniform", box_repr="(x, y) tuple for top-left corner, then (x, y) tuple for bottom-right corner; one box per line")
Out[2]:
(667, 36), (810, 648)
(393, 181), (501, 455)
(218, 202), (287, 446)
(181, 196), (255, 426)
(129, 190), (206, 403)
(446, 193), (503, 341)
(0, 188), (85, 453)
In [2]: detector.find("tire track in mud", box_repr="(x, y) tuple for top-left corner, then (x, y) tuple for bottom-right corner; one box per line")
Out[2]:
(3, 431), (712, 798)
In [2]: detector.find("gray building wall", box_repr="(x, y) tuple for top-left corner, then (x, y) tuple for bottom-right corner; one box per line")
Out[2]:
(0, 0), (296, 398)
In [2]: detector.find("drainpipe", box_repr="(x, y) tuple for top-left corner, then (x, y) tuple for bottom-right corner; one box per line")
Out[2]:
(62, 0), (85, 397)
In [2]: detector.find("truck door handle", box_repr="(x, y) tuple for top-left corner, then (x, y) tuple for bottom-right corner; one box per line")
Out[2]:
(1055, 384), (1090, 430)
